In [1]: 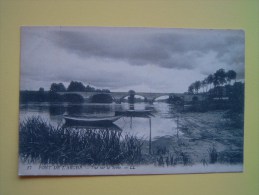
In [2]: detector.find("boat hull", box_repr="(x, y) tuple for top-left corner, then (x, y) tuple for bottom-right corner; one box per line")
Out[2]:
(115, 110), (153, 117)
(63, 115), (122, 126)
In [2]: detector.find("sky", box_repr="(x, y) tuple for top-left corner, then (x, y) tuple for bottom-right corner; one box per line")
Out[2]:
(20, 27), (245, 93)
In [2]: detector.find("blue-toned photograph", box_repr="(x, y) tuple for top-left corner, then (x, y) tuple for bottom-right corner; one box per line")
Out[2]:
(19, 27), (244, 175)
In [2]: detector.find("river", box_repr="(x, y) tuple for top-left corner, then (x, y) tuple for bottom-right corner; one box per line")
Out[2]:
(19, 102), (183, 141)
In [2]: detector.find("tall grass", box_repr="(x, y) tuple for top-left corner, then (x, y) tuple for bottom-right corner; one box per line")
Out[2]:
(19, 116), (143, 165)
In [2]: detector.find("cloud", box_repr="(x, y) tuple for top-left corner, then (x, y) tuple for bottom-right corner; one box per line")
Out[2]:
(50, 27), (244, 73)
(20, 27), (245, 92)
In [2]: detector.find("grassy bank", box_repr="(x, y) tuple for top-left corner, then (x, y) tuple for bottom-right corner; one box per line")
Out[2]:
(151, 110), (244, 165)
(19, 112), (243, 167)
(19, 117), (143, 165)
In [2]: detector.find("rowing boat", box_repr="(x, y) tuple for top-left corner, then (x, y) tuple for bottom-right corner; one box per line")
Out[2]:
(63, 114), (122, 125)
(115, 110), (153, 117)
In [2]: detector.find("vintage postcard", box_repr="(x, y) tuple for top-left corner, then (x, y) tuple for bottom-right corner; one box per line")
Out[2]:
(19, 27), (244, 176)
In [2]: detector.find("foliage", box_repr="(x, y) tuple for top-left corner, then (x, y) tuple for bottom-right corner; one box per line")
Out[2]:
(206, 74), (214, 90)
(20, 90), (63, 103)
(67, 81), (86, 92)
(48, 91), (64, 102)
(186, 69), (243, 113)
(229, 82), (244, 113)
(187, 69), (238, 95)
(63, 94), (84, 103)
(91, 94), (113, 103)
(21, 81), (111, 103)
(218, 149), (243, 164)
(20, 91), (85, 103)
(167, 95), (183, 105)
(50, 83), (66, 92)
(193, 81), (201, 94)
(19, 117), (144, 165)
(188, 84), (194, 94)
(226, 70), (237, 84)
(213, 68), (226, 87)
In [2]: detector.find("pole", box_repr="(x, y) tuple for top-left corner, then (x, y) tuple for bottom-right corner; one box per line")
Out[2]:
(177, 115), (179, 139)
(149, 117), (152, 154)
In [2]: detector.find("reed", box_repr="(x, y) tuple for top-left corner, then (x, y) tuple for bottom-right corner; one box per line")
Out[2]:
(19, 116), (144, 165)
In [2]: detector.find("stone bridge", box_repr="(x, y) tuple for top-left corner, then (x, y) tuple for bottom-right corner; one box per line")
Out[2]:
(57, 91), (206, 103)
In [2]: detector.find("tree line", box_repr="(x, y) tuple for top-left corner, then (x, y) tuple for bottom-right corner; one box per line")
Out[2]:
(50, 81), (110, 93)
(188, 69), (237, 94)
(186, 68), (244, 113)
(20, 81), (110, 103)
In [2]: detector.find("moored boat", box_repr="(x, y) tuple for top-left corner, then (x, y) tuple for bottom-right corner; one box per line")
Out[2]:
(63, 114), (122, 125)
(115, 110), (153, 117)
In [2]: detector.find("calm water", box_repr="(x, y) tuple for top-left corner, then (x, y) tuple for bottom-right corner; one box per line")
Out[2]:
(20, 102), (181, 140)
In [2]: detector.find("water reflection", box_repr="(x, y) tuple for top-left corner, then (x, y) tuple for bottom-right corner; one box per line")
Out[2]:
(49, 105), (66, 115)
(129, 104), (135, 110)
(20, 102), (179, 140)
(67, 105), (84, 115)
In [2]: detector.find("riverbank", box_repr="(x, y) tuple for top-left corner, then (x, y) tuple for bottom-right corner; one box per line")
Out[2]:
(19, 109), (244, 175)
(146, 110), (244, 166)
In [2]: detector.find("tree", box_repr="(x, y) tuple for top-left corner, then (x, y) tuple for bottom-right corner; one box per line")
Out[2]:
(102, 89), (110, 93)
(91, 94), (113, 103)
(193, 81), (201, 94)
(188, 83), (195, 94)
(206, 74), (214, 90)
(213, 69), (226, 87)
(50, 83), (66, 92)
(85, 85), (95, 92)
(128, 90), (136, 96)
(63, 94), (84, 103)
(229, 82), (244, 113)
(201, 79), (208, 93)
(67, 81), (85, 92)
(226, 70), (237, 85)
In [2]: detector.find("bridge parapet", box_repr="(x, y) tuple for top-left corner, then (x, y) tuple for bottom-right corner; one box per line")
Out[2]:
(57, 91), (207, 103)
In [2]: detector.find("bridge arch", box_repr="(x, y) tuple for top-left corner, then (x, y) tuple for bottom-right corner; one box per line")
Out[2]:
(153, 95), (170, 102)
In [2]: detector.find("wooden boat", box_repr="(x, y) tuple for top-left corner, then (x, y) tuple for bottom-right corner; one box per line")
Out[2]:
(63, 114), (122, 125)
(115, 110), (153, 117)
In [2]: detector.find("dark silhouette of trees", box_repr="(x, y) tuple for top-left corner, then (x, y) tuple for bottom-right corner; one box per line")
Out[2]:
(63, 94), (84, 103)
(101, 89), (111, 93)
(91, 94), (113, 103)
(193, 81), (201, 94)
(229, 82), (244, 112)
(201, 79), (207, 93)
(188, 81), (201, 94)
(67, 81), (86, 92)
(48, 91), (64, 102)
(85, 85), (95, 92)
(185, 68), (244, 113)
(187, 69), (238, 96)
(188, 84), (194, 94)
(21, 81), (112, 103)
(167, 95), (183, 105)
(213, 69), (226, 87)
(66, 81), (111, 93)
(50, 83), (66, 92)
(206, 74), (214, 90)
(226, 70), (237, 85)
